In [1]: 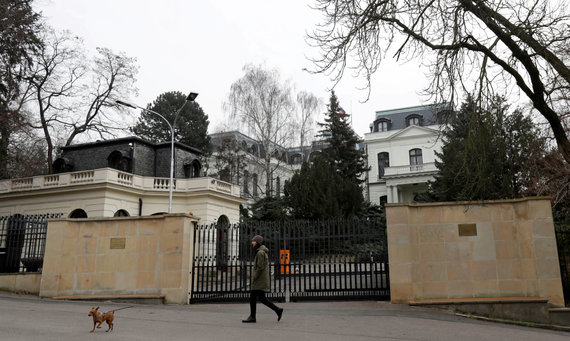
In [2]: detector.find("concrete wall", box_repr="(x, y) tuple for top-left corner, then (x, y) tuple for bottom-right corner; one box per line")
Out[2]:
(386, 197), (565, 307)
(0, 274), (42, 294)
(39, 214), (197, 304)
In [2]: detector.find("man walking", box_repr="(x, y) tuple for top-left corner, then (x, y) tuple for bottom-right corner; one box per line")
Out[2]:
(242, 235), (284, 323)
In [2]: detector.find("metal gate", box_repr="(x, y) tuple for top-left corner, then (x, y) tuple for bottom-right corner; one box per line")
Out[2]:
(0, 214), (61, 273)
(190, 218), (389, 303)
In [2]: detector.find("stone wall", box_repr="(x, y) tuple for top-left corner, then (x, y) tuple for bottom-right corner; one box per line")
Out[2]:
(386, 197), (565, 307)
(0, 273), (42, 293)
(39, 214), (197, 304)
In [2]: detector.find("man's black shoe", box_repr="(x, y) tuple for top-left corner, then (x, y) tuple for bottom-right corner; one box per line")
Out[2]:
(242, 316), (256, 323)
(276, 308), (283, 321)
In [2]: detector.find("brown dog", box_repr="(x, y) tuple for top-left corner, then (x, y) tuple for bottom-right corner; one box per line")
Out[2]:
(88, 306), (114, 332)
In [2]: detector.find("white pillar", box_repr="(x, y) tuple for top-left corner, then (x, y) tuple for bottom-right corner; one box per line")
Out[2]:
(392, 185), (399, 203)
(387, 185), (393, 203)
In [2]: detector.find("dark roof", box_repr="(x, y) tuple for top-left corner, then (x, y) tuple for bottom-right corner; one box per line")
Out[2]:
(61, 136), (203, 154)
(371, 103), (451, 131)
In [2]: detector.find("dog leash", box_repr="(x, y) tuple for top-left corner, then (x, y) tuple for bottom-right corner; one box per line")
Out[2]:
(107, 305), (135, 313)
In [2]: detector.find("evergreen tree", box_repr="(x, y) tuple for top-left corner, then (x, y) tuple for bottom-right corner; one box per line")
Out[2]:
(244, 196), (289, 222)
(284, 157), (363, 219)
(131, 91), (211, 153)
(0, 0), (43, 178)
(430, 95), (541, 201)
(318, 91), (368, 185)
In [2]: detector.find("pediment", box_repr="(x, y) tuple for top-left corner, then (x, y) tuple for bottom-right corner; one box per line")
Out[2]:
(387, 125), (439, 140)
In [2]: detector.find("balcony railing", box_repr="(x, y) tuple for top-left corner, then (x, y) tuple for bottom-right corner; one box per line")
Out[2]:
(0, 168), (241, 197)
(379, 162), (437, 179)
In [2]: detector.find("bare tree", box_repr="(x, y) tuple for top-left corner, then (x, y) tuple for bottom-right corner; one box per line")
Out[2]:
(308, 0), (570, 163)
(225, 64), (295, 197)
(24, 28), (138, 172)
(296, 91), (321, 156)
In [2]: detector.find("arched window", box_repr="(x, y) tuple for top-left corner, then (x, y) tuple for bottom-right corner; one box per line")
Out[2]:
(113, 209), (130, 217)
(377, 152), (390, 178)
(52, 157), (74, 173)
(308, 151), (320, 162)
(409, 148), (423, 165)
(406, 114), (423, 127)
(184, 159), (201, 178)
(69, 209), (88, 218)
(373, 118), (391, 132)
(107, 150), (131, 172)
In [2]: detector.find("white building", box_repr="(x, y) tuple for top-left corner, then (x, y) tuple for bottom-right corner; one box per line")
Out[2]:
(364, 104), (449, 205)
(0, 137), (243, 225)
(208, 131), (325, 207)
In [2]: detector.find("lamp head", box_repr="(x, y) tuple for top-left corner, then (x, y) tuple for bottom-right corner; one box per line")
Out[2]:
(116, 100), (137, 109)
(187, 92), (198, 102)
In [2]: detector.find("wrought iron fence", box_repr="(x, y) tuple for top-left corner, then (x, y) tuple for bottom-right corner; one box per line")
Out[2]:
(0, 214), (62, 273)
(190, 218), (389, 303)
(555, 228), (570, 307)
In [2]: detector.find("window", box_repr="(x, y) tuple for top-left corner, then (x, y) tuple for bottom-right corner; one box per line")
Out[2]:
(253, 173), (258, 197)
(406, 114), (423, 127)
(69, 209), (87, 218)
(243, 171), (250, 194)
(292, 154), (302, 164)
(184, 159), (201, 178)
(114, 209), (130, 217)
(409, 148), (423, 165)
(52, 157), (74, 173)
(373, 118), (391, 132)
(309, 151), (320, 162)
(379, 196), (388, 212)
(377, 152), (390, 178)
(107, 150), (131, 172)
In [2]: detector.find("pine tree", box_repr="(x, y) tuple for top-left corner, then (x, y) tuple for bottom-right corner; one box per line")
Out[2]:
(317, 91), (368, 185)
(430, 95), (540, 201)
(284, 157), (363, 219)
(131, 91), (211, 153)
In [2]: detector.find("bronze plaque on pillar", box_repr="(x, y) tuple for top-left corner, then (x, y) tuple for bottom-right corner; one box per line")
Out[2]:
(458, 224), (477, 236)
(110, 237), (126, 249)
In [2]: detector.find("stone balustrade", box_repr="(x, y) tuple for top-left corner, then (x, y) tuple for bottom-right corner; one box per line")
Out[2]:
(0, 168), (240, 197)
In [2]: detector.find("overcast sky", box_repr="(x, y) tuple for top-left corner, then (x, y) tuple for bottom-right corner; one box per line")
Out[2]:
(34, 0), (429, 141)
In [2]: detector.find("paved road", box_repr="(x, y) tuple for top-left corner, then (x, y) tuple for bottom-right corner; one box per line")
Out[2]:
(0, 292), (567, 341)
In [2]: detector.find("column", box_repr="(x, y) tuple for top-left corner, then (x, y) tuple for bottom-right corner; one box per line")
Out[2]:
(392, 185), (399, 203)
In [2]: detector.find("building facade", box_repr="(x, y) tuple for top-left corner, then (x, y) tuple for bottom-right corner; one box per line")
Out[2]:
(0, 137), (243, 224)
(364, 104), (449, 205)
(207, 131), (326, 207)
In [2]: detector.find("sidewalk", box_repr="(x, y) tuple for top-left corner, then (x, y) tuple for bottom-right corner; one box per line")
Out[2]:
(0, 291), (568, 341)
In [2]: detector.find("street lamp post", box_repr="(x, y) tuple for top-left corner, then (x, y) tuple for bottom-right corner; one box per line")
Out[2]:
(117, 92), (198, 213)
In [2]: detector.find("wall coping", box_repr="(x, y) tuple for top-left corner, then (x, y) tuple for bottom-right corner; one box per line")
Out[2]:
(47, 213), (200, 223)
(386, 196), (552, 208)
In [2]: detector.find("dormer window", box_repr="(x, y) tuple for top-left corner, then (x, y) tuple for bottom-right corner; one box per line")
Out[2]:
(406, 114), (423, 127)
(107, 150), (132, 172)
(373, 118), (391, 132)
